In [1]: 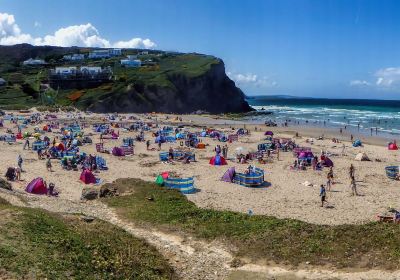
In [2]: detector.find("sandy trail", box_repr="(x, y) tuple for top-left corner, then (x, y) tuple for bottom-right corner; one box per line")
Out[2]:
(1, 188), (400, 280)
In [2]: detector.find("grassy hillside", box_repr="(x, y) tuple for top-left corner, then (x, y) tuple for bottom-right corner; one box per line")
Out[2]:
(0, 198), (175, 279)
(0, 44), (220, 110)
(105, 178), (400, 270)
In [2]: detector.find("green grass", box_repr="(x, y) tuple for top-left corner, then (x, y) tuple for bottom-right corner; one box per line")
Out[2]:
(0, 198), (176, 279)
(105, 178), (400, 270)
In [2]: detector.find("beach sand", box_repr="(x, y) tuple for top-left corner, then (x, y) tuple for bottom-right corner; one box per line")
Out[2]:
(1, 111), (399, 225)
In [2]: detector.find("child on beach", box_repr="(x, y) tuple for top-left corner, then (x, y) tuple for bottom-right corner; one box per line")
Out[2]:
(320, 184), (326, 207)
(46, 158), (52, 172)
(17, 155), (23, 172)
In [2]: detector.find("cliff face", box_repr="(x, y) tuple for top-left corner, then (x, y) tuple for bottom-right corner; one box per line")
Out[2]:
(88, 61), (252, 113)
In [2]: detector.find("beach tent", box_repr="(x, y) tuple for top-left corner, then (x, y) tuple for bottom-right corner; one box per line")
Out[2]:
(355, 152), (370, 161)
(112, 147), (124, 156)
(264, 131), (274, 136)
(323, 157), (334, 167)
(235, 146), (248, 156)
(155, 135), (166, 143)
(353, 140), (362, 147)
(55, 142), (65, 151)
(176, 132), (185, 139)
(385, 166), (399, 179)
(388, 142), (398, 150)
(209, 154), (227, 165)
(209, 131), (221, 138)
(221, 167), (236, 182)
(155, 175), (164, 186)
(80, 169), (97, 184)
(26, 177), (47, 195)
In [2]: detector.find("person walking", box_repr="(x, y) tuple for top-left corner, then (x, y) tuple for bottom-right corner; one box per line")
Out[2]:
(23, 138), (30, 150)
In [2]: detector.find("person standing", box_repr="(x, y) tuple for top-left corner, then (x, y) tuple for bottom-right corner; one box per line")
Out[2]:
(17, 155), (23, 172)
(46, 158), (52, 172)
(320, 184), (326, 207)
(23, 138), (30, 150)
(349, 164), (355, 178)
(350, 176), (358, 196)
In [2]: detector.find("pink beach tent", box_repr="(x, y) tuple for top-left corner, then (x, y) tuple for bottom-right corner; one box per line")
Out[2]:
(26, 177), (48, 195)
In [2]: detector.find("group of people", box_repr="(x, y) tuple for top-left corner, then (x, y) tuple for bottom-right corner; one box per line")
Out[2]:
(319, 164), (358, 207)
(214, 144), (228, 158)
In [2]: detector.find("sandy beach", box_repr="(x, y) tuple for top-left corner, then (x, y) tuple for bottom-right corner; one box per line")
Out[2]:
(0, 110), (399, 226)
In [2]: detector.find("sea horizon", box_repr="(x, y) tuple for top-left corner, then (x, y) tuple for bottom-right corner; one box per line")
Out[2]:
(246, 95), (400, 139)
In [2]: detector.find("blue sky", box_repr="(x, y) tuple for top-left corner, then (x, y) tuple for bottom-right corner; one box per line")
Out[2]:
(1, 0), (400, 99)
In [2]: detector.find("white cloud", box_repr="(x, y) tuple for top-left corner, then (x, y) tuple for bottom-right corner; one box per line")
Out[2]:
(114, 38), (156, 49)
(0, 12), (34, 45)
(227, 72), (277, 88)
(34, 21), (41, 28)
(350, 80), (370, 86)
(375, 67), (400, 87)
(0, 12), (156, 49)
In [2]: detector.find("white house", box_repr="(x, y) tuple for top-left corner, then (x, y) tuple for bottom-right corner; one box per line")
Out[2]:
(139, 51), (149, 55)
(81, 66), (103, 74)
(88, 50), (110, 59)
(55, 67), (77, 75)
(120, 58), (141, 67)
(109, 48), (122, 56)
(127, 55), (138, 60)
(63, 54), (85, 61)
(23, 58), (46, 65)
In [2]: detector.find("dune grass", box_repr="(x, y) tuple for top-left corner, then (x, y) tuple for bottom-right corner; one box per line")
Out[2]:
(105, 178), (400, 270)
(0, 198), (175, 280)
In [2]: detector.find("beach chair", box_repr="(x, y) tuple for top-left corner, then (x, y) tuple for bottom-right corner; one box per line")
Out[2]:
(96, 156), (108, 170)
(228, 134), (238, 142)
(120, 146), (134, 156)
(32, 141), (47, 151)
(96, 143), (105, 153)
(5, 136), (16, 144)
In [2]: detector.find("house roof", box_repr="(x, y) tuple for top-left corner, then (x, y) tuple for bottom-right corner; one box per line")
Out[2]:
(0, 78), (6, 83)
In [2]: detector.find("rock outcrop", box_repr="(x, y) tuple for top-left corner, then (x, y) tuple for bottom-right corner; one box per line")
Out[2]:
(88, 61), (252, 113)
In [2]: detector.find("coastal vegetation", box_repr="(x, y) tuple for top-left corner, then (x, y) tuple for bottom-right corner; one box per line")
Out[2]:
(105, 178), (400, 270)
(0, 44), (250, 113)
(0, 198), (175, 279)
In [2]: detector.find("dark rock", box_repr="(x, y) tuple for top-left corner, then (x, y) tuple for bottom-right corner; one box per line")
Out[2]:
(89, 61), (253, 114)
(81, 216), (95, 223)
(99, 184), (118, 198)
(81, 188), (98, 200)
(0, 178), (12, 191)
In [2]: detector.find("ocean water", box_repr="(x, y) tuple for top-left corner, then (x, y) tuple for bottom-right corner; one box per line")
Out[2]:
(246, 96), (400, 138)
